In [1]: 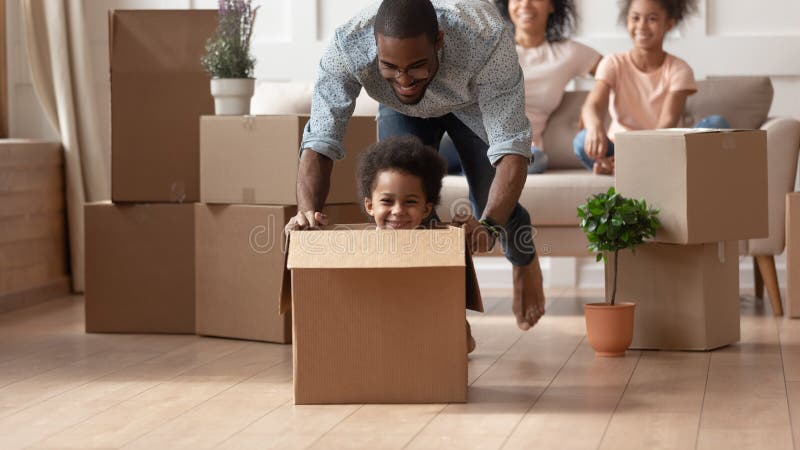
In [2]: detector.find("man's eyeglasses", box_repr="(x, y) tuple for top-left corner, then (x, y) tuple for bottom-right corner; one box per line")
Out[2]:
(379, 66), (431, 80)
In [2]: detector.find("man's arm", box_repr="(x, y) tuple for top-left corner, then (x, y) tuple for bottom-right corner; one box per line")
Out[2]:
(286, 31), (361, 233)
(290, 150), (334, 230)
(474, 28), (532, 225)
(482, 154), (528, 225)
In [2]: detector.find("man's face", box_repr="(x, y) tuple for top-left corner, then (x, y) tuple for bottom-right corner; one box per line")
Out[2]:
(375, 32), (442, 105)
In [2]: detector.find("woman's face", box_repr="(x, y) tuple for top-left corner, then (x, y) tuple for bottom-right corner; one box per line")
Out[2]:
(626, 0), (674, 51)
(364, 170), (433, 230)
(508, 0), (554, 37)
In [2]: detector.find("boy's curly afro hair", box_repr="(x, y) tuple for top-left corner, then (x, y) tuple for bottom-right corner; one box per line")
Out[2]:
(357, 135), (447, 209)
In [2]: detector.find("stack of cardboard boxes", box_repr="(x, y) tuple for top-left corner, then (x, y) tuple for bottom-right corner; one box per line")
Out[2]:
(788, 193), (800, 317)
(85, 10), (373, 343)
(609, 129), (769, 350)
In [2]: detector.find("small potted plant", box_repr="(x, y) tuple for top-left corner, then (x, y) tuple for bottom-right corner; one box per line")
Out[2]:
(578, 187), (660, 357)
(201, 0), (259, 115)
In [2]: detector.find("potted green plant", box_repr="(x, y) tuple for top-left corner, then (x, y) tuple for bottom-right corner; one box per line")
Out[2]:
(201, 0), (259, 115)
(578, 187), (660, 357)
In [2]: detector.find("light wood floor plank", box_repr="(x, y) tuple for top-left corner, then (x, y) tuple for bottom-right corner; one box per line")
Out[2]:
(0, 336), (244, 449)
(500, 289), (641, 450)
(28, 341), (284, 449)
(404, 292), (585, 450)
(216, 402), (362, 450)
(0, 290), (793, 449)
(123, 359), (293, 449)
(696, 300), (793, 450)
(598, 352), (710, 450)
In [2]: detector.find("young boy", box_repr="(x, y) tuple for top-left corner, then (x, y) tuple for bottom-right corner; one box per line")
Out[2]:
(357, 136), (476, 353)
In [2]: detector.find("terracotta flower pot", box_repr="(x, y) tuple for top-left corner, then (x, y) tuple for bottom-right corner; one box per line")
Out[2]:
(584, 302), (636, 357)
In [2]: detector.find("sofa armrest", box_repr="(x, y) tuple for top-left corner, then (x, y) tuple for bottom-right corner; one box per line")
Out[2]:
(747, 117), (800, 256)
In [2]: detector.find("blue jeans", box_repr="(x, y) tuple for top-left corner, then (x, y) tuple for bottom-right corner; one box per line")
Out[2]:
(572, 115), (732, 171)
(441, 133), (548, 174)
(378, 104), (536, 266)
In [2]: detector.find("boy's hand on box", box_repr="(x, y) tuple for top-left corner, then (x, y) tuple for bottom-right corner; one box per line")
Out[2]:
(453, 214), (495, 254)
(284, 211), (329, 236)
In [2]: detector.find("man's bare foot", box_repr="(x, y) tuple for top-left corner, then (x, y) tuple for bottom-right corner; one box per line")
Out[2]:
(512, 255), (546, 331)
(467, 320), (476, 354)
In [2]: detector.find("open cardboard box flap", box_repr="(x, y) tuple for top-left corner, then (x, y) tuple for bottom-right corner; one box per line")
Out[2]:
(280, 224), (483, 314)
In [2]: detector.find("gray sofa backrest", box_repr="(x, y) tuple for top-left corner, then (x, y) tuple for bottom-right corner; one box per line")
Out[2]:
(542, 76), (774, 171)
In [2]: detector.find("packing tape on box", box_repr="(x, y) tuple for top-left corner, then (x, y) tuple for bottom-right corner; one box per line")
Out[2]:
(718, 241), (726, 264)
(242, 187), (255, 203)
(722, 135), (737, 151)
(169, 181), (186, 203)
(242, 115), (256, 131)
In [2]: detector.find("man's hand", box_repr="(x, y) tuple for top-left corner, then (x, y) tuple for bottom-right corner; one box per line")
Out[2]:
(284, 211), (329, 236)
(453, 214), (496, 254)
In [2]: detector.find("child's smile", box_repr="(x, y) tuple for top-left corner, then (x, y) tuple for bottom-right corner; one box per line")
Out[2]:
(365, 169), (433, 230)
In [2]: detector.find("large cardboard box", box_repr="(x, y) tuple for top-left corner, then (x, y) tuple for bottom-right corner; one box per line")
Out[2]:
(85, 202), (195, 333)
(605, 241), (740, 350)
(282, 226), (483, 404)
(199, 115), (376, 204)
(788, 193), (800, 317)
(110, 10), (216, 203)
(615, 129), (768, 244)
(195, 203), (366, 343)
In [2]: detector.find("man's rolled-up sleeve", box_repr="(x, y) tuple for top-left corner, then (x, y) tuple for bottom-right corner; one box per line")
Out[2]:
(475, 28), (532, 166)
(301, 33), (363, 161)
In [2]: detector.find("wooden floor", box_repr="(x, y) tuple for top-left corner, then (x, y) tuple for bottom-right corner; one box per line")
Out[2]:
(0, 288), (798, 449)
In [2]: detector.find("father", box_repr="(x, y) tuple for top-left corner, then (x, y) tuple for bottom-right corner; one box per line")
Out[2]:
(285, 0), (545, 330)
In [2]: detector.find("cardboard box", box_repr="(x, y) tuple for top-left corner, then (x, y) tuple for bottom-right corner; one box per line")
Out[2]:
(615, 129), (768, 244)
(110, 10), (216, 203)
(605, 241), (740, 350)
(195, 203), (366, 343)
(199, 115), (376, 205)
(85, 202), (195, 333)
(788, 193), (800, 317)
(282, 225), (483, 404)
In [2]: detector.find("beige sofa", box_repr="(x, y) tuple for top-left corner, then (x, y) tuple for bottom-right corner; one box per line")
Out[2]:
(252, 76), (800, 273)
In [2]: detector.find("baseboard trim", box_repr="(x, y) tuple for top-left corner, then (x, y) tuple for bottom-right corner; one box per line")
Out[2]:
(474, 256), (788, 290)
(0, 276), (72, 314)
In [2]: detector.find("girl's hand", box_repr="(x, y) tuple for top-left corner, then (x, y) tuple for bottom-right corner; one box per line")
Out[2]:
(584, 126), (608, 161)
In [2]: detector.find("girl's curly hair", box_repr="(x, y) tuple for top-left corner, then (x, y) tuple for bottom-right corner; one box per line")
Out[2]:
(357, 135), (447, 210)
(493, 0), (579, 42)
(617, 0), (699, 26)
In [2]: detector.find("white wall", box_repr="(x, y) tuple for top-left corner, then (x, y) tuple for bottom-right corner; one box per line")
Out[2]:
(8, 0), (800, 137)
(6, 0), (798, 288)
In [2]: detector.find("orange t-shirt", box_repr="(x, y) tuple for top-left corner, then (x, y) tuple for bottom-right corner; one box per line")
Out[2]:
(595, 51), (697, 141)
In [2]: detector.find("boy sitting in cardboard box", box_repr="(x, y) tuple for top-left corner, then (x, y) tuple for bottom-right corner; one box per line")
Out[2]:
(282, 136), (483, 404)
(358, 136), (477, 352)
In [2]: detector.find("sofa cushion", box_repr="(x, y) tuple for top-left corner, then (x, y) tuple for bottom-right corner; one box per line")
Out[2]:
(684, 77), (773, 129)
(251, 80), (379, 116)
(437, 170), (614, 226)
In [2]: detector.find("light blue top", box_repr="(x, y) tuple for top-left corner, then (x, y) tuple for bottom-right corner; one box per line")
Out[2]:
(301, 0), (532, 166)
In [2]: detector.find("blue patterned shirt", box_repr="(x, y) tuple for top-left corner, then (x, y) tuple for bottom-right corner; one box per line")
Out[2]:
(301, 0), (532, 166)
